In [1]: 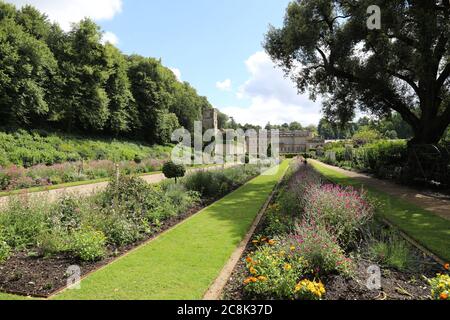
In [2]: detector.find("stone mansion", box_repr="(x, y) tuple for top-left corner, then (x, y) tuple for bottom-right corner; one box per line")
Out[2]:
(202, 108), (324, 155)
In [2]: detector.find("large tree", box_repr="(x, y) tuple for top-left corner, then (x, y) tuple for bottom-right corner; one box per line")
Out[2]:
(265, 0), (450, 144)
(104, 44), (135, 135)
(0, 2), (56, 127)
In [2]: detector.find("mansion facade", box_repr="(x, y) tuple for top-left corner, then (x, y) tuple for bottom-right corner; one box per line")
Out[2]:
(278, 131), (324, 154)
(202, 108), (324, 155)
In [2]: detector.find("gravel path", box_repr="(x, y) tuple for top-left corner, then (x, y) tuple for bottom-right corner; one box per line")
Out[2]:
(0, 164), (235, 207)
(310, 159), (450, 221)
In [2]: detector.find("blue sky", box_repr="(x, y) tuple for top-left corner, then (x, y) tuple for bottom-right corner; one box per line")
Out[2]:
(8, 0), (323, 126)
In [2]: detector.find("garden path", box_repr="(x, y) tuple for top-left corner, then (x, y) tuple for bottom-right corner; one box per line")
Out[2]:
(309, 159), (450, 221)
(0, 164), (236, 207)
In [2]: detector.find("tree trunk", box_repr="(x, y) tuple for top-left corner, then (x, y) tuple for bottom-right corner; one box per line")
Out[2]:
(409, 117), (449, 145)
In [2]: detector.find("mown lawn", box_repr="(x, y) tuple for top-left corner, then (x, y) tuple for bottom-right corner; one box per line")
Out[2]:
(311, 161), (450, 262)
(52, 160), (290, 300)
(0, 293), (32, 300)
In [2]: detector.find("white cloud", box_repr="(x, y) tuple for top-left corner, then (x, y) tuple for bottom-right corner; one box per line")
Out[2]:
(101, 31), (119, 45)
(170, 68), (182, 81)
(220, 51), (322, 127)
(216, 79), (232, 91)
(7, 0), (123, 31)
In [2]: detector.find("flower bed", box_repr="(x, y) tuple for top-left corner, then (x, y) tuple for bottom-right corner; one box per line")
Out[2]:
(0, 165), (261, 297)
(0, 159), (167, 193)
(223, 160), (447, 300)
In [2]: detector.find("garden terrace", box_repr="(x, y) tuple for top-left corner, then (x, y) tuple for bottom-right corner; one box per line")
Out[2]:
(0, 130), (174, 194)
(0, 161), (289, 299)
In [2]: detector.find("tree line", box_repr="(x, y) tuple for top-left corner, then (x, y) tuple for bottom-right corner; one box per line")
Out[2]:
(0, 2), (214, 144)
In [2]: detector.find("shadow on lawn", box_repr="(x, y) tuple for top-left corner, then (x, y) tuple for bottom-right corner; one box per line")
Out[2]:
(313, 164), (450, 262)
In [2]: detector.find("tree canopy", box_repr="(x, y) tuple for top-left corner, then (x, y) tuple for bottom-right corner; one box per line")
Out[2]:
(265, 0), (450, 145)
(0, 1), (215, 144)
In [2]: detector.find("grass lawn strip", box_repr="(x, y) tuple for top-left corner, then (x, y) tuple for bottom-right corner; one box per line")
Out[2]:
(53, 160), (290, 300)
(310, 161), (450, 262)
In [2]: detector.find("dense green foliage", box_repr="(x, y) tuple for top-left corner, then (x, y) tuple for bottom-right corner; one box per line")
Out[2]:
(183, 165), (261, 199)
(0, 129), (171, 167)
(318, 114), (415, 141)
(0, 165), (260, 264)
(0, 2), (214, 144)
(162, 161), (186, 183)
(0, 174), (198, 262)
(0, 129), (171, 191)
(320, 140), (408, 179)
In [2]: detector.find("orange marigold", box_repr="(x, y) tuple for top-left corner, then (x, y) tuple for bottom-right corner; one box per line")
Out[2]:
(243, 277), (258, 285)
(440, 292), (449, 300)
(258, 276), (268, 282)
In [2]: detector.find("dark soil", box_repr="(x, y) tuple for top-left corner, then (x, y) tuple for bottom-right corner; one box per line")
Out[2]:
(222, 231), (441, 301)
(323, 256), (440, 301)
(0, 203), (205, 298)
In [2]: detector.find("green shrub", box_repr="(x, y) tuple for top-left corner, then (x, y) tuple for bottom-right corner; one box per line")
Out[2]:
(37, 231), (69, 256)
(0, 226), (11, 263)
(163, 182), (200, 215)
(162, 161), (186, 182)
(69, 228), (107, 262)
(96, 209), (144, 246)
(183, 165), (259, 199)
(368, 232), (413, 271)
(0, 197), (49, 249)
(50, 195), (82, 232)
(263, 203), (293, 237)
(320, 140), (408, 179)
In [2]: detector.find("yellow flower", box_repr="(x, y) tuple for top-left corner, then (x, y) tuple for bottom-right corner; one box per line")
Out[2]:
(243, 277), (258, 285)
(258, 276), (268, 282)
(290, 246), (296, 251)
(284, 264), (292, 271)
(249, 266), (257, 275)
(268, 239), (276, 246)
(294, 279), (326, 299)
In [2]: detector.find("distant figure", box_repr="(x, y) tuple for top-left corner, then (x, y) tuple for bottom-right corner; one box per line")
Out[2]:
(303, 158), (308, 165)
